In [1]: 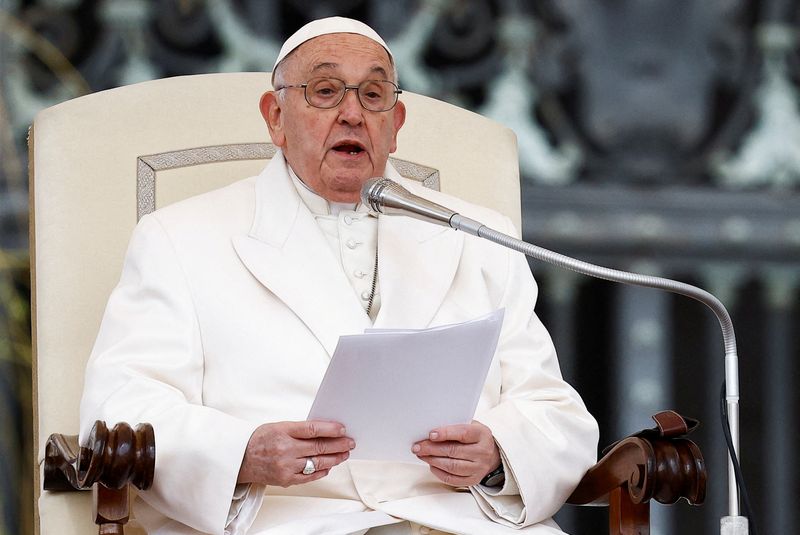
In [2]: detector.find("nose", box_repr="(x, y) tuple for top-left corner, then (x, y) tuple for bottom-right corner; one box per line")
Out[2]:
(337, 88), (364, 126)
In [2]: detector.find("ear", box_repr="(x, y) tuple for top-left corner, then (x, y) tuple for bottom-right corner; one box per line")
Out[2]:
(260, 91), (286, 147)
(388, 100), (406, 154)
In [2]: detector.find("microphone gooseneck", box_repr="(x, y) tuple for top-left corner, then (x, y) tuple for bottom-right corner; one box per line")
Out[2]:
(362, 176), (744, 524)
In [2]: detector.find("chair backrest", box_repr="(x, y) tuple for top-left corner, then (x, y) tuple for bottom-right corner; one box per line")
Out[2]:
(30, 72), (520, 534)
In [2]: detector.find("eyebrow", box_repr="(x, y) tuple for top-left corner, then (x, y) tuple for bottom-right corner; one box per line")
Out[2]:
(310, 62), (390, 79)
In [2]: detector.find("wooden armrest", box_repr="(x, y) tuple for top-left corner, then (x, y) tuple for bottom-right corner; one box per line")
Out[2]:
(566, 411), (706, 535)
(567, 435), (706, 506)
(44, 421), (155, 535)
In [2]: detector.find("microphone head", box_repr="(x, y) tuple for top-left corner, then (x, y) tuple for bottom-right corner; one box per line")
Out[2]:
(360, 177), (398, 214)
(360, 176), (456, 226)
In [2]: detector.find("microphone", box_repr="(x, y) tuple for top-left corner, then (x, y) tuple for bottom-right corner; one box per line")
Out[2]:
(360, 177), (485, 234)
(361, 176), (745, 529)
(361, 177), (456, 226)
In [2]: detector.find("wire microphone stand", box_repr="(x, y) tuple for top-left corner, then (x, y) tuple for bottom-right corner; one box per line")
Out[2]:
(363, 177), (751, 534)
(450, 214), (749, 534)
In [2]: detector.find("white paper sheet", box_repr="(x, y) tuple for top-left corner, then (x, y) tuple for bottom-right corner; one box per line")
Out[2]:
(308, 309), (505, 462)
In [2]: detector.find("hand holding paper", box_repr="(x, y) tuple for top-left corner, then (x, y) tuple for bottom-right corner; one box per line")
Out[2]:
(412, 420), (502, 486)
(308, 309), (505, 463)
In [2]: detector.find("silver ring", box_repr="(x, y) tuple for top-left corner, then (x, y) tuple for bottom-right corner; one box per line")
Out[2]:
(302, 458), (316, 475)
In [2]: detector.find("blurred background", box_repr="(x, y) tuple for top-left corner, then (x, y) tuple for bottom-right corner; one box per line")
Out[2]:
(1, 0), (799, 534)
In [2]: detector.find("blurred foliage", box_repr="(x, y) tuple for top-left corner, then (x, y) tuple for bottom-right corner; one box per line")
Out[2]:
(0, 248), (33, 535)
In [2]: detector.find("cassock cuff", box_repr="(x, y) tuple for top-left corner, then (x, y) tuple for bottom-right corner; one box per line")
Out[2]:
(478, 446), (520, 497)
(470, 446), (526, 526)
(224, 483), (266, 535)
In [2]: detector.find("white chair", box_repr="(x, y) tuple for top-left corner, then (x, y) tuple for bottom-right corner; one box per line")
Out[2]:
(30, 72), (520, 535)
(30, 72), (703, 535)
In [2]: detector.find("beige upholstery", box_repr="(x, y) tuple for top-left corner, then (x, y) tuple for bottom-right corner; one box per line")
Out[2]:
(30, 72), (520, 535)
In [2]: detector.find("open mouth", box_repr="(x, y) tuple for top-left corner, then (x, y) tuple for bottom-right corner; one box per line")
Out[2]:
(332, 141), (366, 156)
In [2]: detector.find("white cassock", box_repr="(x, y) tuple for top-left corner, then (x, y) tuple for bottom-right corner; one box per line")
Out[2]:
(79, 150), (599, 535)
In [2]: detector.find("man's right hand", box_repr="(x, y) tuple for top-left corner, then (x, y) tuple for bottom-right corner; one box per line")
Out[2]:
(237, 421), (355, 487)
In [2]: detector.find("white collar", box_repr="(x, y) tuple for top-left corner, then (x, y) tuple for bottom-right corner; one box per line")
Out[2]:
(288, 166), (370, 217)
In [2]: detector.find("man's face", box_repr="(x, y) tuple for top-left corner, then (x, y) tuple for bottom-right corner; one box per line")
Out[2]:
(261, 33), (406, 203)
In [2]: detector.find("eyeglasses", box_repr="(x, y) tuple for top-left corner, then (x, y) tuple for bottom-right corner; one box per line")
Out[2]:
(276, 77), (403, 112)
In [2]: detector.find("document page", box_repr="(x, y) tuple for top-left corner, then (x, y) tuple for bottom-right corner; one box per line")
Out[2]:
(308, 309), (504, 463)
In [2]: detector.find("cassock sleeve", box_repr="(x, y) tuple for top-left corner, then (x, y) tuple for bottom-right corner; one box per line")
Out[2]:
(79, 214), (263, 535)
(469, 215), (600, 527)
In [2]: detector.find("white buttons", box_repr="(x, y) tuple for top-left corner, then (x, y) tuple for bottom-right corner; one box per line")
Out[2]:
(354, 270), (366, 279)
(361, 290), (371, 301)
(346, 239), (361, 249)
(344, 215), (353, 225)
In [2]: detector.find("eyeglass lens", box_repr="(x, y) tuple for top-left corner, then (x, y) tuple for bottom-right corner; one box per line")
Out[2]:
(305, 78), (398, 111)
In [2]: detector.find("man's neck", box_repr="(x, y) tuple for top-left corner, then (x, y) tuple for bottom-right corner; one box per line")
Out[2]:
(287, 166), (358, 216)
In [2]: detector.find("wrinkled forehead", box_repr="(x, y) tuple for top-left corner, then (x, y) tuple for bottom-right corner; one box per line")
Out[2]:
(291, 34), (393, 78)
(273, 32), (394, 83)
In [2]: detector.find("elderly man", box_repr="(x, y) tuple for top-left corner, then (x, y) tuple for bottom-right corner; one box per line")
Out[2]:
(80, 16), (598, 535)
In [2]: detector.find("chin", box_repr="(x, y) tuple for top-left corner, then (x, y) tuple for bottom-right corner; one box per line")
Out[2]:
(318, 182), (361, 203)
(330, 174), (370, 191)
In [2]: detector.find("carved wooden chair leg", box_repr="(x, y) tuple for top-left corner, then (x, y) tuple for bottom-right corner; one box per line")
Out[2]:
(609, 486), (649, 535)
(93, 484), (129, 535)
(44, 421), (155, 535)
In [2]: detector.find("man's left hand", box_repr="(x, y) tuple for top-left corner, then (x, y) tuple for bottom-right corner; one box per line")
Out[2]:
(412, 420), (501, 486)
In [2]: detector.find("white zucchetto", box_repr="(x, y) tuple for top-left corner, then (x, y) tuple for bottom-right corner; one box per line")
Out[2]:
(271, 16), (394, 83)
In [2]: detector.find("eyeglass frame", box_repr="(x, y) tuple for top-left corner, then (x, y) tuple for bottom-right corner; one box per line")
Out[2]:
(275, 77), (403, 112)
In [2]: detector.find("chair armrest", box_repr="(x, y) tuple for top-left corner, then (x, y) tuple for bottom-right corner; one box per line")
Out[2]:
(44, 421), (155, 534)
(44, 421), (155, 492)
(566, 434), (706, 506)
(566, 411), (706, 535)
